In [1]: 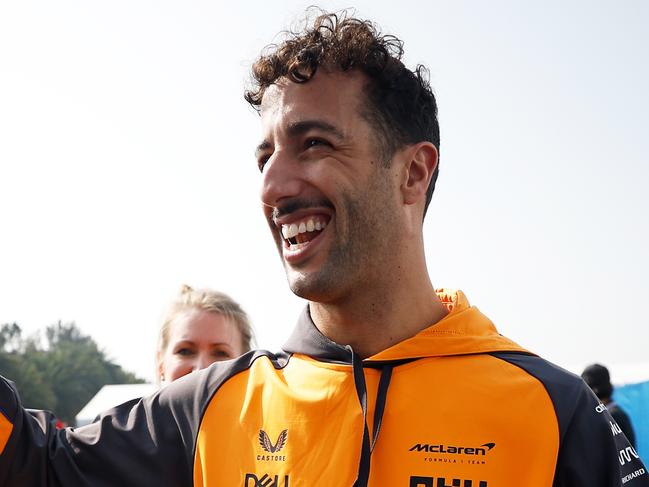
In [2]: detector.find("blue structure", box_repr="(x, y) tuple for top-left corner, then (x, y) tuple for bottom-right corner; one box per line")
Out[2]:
(614, 380), (649, 465)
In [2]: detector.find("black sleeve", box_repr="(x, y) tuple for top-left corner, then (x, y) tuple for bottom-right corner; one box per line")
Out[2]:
(553, 384), (648, 486)
(610, 406), (637, 449)
(0, 373), (205, 487)
(491, 352), (649, 487)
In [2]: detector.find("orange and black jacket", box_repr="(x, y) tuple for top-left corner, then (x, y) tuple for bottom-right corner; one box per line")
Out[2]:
(1, 290), (647, 486)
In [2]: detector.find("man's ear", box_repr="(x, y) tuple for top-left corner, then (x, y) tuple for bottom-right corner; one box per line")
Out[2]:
(402, 142), (438, 206)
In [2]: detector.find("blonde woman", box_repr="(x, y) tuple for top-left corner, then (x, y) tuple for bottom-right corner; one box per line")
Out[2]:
(156, 285), (254, 384)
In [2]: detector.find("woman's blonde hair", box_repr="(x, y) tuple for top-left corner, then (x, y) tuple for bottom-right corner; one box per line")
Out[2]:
(157, 284), (255, 362)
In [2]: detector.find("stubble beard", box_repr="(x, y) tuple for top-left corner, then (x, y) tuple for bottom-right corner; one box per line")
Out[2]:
(285, 172), (397, 305)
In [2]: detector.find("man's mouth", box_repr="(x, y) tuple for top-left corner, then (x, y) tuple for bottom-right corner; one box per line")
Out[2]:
(280, 216), (329, 251)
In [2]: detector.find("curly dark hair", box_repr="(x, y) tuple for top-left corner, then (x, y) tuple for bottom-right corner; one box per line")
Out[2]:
(245, 9), (440, 216)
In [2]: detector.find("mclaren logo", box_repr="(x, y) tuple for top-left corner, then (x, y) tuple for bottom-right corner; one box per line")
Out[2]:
(259, 429), (288, 453)
(409, 442), (495, 466)
(257, 429), (288, 462)
(409, 442), (496, 455)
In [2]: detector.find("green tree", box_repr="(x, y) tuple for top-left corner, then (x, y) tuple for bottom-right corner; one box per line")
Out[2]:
(0, 324), (57, 409)
(0, 321), (143, 425)
(0, 323), (22, 352)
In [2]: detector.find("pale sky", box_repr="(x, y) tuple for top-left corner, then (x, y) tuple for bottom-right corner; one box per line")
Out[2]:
(1, 1), (647, 382)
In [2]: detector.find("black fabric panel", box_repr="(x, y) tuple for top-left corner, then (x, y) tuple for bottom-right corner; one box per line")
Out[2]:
(609, 404), (636, 448)
(0, 350), (287, 487)
(0, 380), (69, 487)
(490, 352), (580, 444)
(282, 306), (353, 363)
(491, 352), (649, 487)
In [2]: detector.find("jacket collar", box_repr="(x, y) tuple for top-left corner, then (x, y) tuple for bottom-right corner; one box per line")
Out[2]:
(282, 289), (530, 364)
(282, 306), (354, 363)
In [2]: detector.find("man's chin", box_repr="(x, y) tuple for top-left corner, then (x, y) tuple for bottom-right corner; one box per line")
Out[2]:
(286, 270), (340, 303)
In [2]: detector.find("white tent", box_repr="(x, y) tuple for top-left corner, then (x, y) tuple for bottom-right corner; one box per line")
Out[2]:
(75, 383), (157, 427)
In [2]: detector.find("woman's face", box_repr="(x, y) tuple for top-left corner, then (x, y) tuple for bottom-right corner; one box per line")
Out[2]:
(159, 309), (244, 383)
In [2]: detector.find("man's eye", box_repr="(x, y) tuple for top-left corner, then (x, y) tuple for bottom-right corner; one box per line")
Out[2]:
(305, 138), (328, 149)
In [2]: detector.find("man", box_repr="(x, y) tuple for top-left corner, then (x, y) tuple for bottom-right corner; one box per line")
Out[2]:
(582, 363), (637, 447)
(0, 10), (647, 487)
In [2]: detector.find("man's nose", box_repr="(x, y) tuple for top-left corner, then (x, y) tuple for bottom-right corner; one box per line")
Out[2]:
(260, 149), (303, 208)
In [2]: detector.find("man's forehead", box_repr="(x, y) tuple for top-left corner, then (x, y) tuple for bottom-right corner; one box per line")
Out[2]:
(259, 71), (367, 130)
(259, 77), (322, 121)
(259, 80), (288, 114)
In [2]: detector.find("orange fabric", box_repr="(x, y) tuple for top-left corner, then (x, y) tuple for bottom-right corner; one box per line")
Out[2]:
(368, 355), (558, 485)
(370, 289), (529, 362)
(194, 356), (559, 485)
(193, 290), (559, 485)
(0, 410), (13, 455)
(195, 356), (364, 485)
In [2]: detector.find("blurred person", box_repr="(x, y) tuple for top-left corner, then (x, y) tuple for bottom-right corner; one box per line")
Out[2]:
(157, 284), (254, 383)
(1, 9), (648, 487)
(583, 363), (637, 447)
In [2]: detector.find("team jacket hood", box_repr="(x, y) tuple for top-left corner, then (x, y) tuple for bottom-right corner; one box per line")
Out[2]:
(284, 288), (529, 363)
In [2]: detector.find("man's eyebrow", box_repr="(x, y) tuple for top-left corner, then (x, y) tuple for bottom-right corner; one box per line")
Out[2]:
(286, 119), (345, 140)
(254, 120), (345, 158)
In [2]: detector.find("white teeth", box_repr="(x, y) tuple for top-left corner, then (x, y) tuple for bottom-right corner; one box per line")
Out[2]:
(281, 218), (328, 241)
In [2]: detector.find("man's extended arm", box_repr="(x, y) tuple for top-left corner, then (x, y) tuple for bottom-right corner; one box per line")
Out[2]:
(0, 375), (199, 487)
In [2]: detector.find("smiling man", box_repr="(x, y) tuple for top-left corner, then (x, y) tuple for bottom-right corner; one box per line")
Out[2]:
(252, 68), (448, 358)
(242, 11), (649, 486)
(0, 10), (647, 487)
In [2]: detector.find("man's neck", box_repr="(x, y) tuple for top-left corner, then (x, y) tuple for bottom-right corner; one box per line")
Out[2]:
(309, 273), (448, 359)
